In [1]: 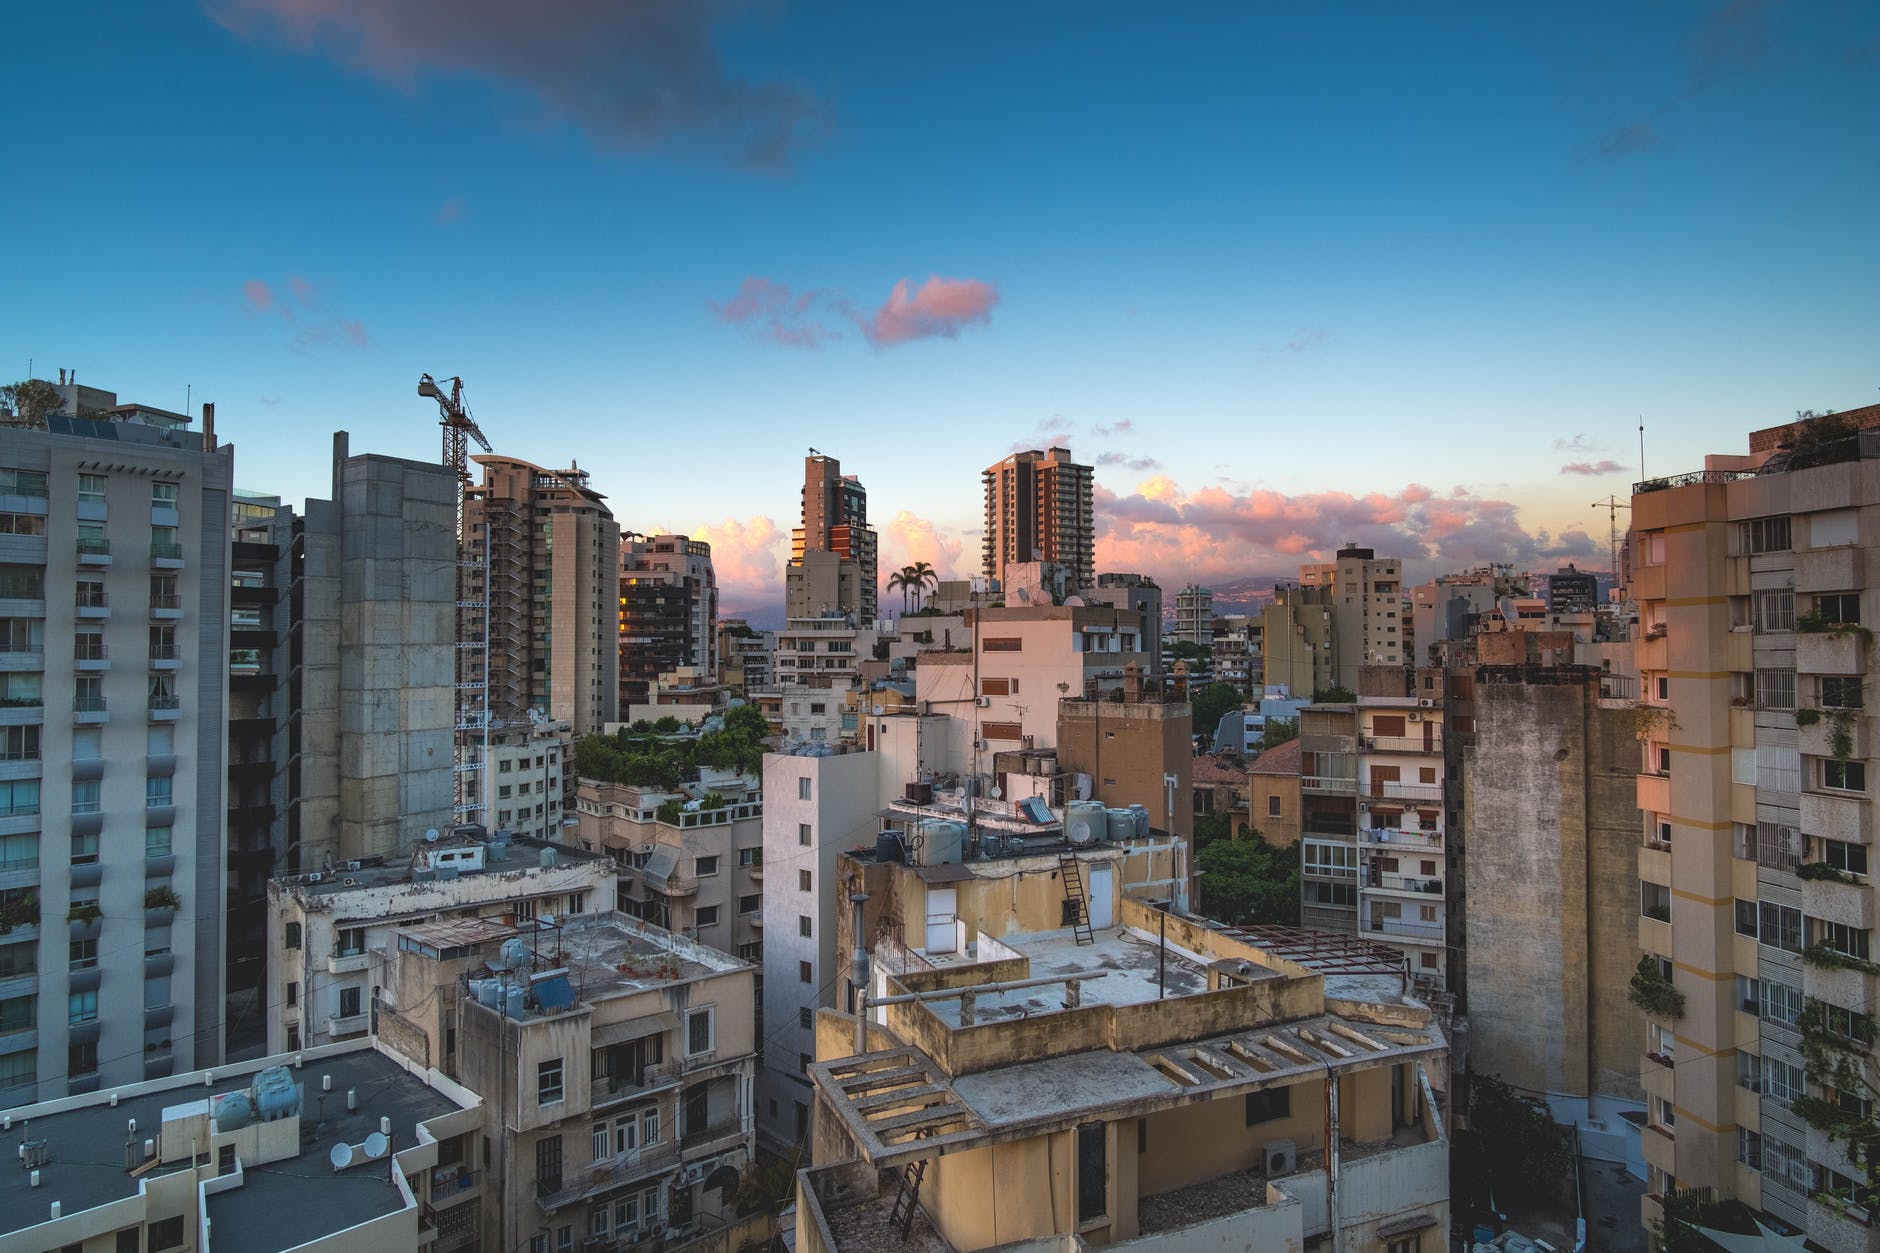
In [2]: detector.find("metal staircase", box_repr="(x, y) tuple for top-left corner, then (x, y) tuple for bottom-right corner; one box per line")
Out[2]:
(1059, 854), (1095, 945)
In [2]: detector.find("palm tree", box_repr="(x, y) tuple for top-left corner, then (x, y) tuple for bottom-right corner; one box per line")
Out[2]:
(910, 561), (937, 612)
(886, 568), (912, 615)
(898, 565), (920, 614)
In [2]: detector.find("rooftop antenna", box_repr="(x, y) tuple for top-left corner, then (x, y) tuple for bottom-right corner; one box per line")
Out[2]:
(1638, 417), (1646, 482)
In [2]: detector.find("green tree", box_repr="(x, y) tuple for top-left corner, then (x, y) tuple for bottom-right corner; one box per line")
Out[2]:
(0, 379), (62, 428)
(1312, 685), (1357, 703)
(1168, 640), (1209, 663)
(887, 568), (913, 614)
(909, 560), (937, 611)
(1258, 718), (1298, 752)
(1196, 833), (1299, 925)
(1190, 683), (1245, 742)
(1455, 1075), (1571, 1211)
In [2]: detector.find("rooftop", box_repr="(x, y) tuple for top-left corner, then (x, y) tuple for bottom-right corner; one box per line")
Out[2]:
(278, 832), (609, 900)
(1191, 754), (1246, 785)
(1248, 738), (1302, 776)
(0, 1046), (467, 1253)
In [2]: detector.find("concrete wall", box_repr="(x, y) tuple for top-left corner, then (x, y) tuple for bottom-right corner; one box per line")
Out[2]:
(1463, 672), (1644, 1110)
(1056, 698), (1195, 846)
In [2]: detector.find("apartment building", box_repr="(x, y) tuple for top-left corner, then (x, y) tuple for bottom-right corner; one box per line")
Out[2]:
(716, 618), (773, 696)
(1294, 547), (1404, 687)
(619, 534), (718, 708)
(774, 616), (881, 745)
(465, 456), (621, 735)
(1261, 583), (1338, 699)
(264, 830), (615, 1056)
(1249, 738), (1303, 847)
(1354, 669), (1449, 988)
(0, 402), (231, 1105)
(485, 719), (572, 841)
(1089, 572), (1163, 673)
(789, 454), (877, 623)
(1211, 613), (1259, 693)
(575, 770), (764, 961)
(0, 1038), (484, 1253)
(981, 446), (1095, 592)
(1627, 409), (1880, 1244)
(1299, 701), (1361, 932)
(378, 911), (761, 1253)
(1462, 663), (1645, 1167)
(799, 845), (1449, 1253)
(1172, 583), (1213, 646)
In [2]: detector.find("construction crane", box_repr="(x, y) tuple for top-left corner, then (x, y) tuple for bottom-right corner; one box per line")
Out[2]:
(1591, 494), (1631, 579)
(417, 373), (492, 483)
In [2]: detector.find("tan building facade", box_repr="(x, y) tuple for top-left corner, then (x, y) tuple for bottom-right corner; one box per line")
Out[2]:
(1249, 738), (1302, 847)
(1301, 545), (1405, 689)
(980, 446), (1095, 591)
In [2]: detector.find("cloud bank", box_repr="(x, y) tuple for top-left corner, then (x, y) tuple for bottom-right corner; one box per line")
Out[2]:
(712, 274), (1000, 348)
(241, 275), (370, 352)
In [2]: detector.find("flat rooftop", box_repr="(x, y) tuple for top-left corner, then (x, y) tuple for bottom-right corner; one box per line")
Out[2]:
(0, 1048), (463, 1252)
(288, 834), (609, 897)
(922, 928), (1212, 1025)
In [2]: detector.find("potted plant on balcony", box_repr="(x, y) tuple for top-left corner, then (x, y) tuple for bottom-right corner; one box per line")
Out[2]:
(0, 892), (37, 934)
(144, 886), (181, 912)
(66, 901), (102, 926)
(1627, 955), (1685, 1019)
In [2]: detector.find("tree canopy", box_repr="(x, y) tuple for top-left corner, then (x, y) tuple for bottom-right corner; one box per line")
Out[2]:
(1454, 1075), (1571, 1212)
(1196, 832), (1299, 926)
(0, 379), (62, 428)
(574, 704), (770, 788)
(1190, 683), (1246, 741)
(1258, 718), (1299, 752)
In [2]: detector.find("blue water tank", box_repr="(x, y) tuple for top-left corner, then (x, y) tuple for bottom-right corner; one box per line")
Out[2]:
(251, 1066), (301, 1121)
(499, 938), (532, 971)
(212, 1089), (255, 1131)
(1127, 804), (1151, 837)
(473, 979), (500, 1009)
(505, 984), (527, 1019)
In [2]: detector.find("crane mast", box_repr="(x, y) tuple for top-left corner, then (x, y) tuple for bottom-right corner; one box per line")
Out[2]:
(418, 373), (495, 822)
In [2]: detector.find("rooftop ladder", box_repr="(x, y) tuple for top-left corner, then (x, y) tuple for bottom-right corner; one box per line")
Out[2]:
(1059, 853), (1095, 946)
(889, 1128), (937, 1240)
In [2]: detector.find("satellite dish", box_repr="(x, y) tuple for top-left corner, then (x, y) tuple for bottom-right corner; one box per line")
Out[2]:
(987, 786), (1002, 800)
(329, 1142), (355, 1170)
(425, 828), (440, 843)
(1497, 596), (1520, 626)
(1064, 595), (1085, 607)
(363, 1132), (389, 1159)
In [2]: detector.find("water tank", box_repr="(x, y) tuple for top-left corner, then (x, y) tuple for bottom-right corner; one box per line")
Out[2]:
(916, 821), (964, 866)
(251, 1066), (300, 1122)
(212, 1089), (255, 1132)
(473, 979), (500, 1009)
(1106, 808), (1135, 842)
(874, 830), (903, 864)
(539, 846), (558, 869)
(498, 938), (532, 971)
(1127, 804), (1151, 838)
(1065, 801), (1105, 846)
(504, 984), (527, 1019)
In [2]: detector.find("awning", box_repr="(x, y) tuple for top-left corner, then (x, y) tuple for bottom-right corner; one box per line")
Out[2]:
(591, 1011), (679, 1048)
(916, 863), (978, 884)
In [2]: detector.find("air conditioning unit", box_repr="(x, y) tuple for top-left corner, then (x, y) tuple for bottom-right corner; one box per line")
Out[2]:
(974, 696), (992, 708)
(305, 872), (324, 883)
(1264, 1138), (1298, 1175)
(1407, 712), (1421, 722)
(1418, 698), (1435, 708)
(344, 859), (362, 872)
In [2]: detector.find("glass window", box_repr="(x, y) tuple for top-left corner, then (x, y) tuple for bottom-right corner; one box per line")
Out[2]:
(0, 566), (43, 599)
(68, 989), (98, 1024)
(687, 1007), (714, 1056)
(0, 619), (42, 654)
(798, 822), (812, 846)
(0, 942), (33, 978)
(77, 474), (107, 504)
(70, 831), (98, 865)
(537, 1059), (565, 1105)
(695, 905), (719, 927)
(146, 826), (173, 856)
(1752, 589), (1794, 633)
(0, 780), (39, 817)
(0, 469), (48, 497)
(0, 514), (44, 536)
(151, 482), (178, 507)
(0, 726), (36, 762)
(71, 779), (100, 814)
(145, 776), (172, 808)
(1758, 902), (1803, 953)
(1822, 676), (1865, 709)
(1823, 759), (1867, 793)
(0, 673), (38, 708)
(1754, 668), (1795, 711)
(1738, 516), (1792, 554)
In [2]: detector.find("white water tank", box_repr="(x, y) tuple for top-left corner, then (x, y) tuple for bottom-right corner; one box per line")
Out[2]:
(1066, 801), (1105, 845)
(915, 821), (964, 866)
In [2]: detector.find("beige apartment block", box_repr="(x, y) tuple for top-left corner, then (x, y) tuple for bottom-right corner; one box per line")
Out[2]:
(1300, 546), (1406, 688)
(801, 848), (1449, 1253)
(1355, 669), (1449, 989)
(378, 911), (762, 1253)
(1172, 583), (1213, 646)
(981, 446), (1095, 591)
(1250, 738), (1303, 847)
(1628, 411), (1880, 1245)
(465, 456), (621, 735)
(0, 1038), (485, 1253)
(1262, 582), (1338, 699)
(575, 773), (764, 963)
(789, 455), (877, 623)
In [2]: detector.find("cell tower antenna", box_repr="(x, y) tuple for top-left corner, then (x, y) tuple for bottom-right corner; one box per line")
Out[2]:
(1591, 495), (1631, 578)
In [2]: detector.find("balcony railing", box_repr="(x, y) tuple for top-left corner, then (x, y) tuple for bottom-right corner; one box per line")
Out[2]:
(1366, 916), (1444, 941)
(1369, 782), (1444, 803)
(1303, 775), (1357, 794)
(74, 593), (107, 610)
(1362, 735), (1443, 753)
(76, 539), (110, 557)
(1365, 871), (1444, 894)
(149, 646), (179, 662)
(73, 696), (105, 715)
(148, 694), (181, 712)
(150, 595), (182, 611)
(150, 542), (184, 561)
(1359, 828), (1442, 848)
(73, 643), (107, 663)
(536, 1139), (679, 1211)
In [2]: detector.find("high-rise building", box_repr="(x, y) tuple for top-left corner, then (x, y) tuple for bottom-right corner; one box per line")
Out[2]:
(1626, 407), (1880, 1241)
(1172, 583), (1214, 647)
(1546, 563), (1600, 614)
(465, 456), (621, 735)
(1299, 545), (1404, 687)
(618, 533), (717, 708)
(981, 446), (1095, 592)
(0, 400), (232, 1102)
(788, 454), (876, 623)
(1260, 583), (1337, 698)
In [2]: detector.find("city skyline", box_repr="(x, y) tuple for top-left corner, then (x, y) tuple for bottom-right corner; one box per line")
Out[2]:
(6, 2), (1877, 613)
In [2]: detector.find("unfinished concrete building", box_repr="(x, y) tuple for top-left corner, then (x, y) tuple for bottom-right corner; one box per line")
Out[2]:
(799, 846), (1449, 1252)
(1462, 664), (1645, 1167)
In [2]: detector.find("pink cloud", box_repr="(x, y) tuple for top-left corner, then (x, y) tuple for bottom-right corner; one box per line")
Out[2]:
(862, 276), (999, 346)
(435, 195), (466, 225)
(205, 0), (830, 173)
(880, 511), (967, 587)
(243, 279), (274, 313)
(289, 274), (319, 308)
(689, 515), (785, 605)
(1559, 460), (1626, 476)
(241, 274), (370, 353)
(1286, 328), (1328, 352)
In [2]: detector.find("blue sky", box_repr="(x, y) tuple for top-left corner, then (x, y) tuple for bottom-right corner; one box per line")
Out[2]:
(5, 2), (1876, 611)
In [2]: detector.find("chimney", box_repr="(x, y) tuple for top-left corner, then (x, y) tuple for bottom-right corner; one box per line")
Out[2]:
(201, 403), (216, 450)
(58, 369), (66, 386)
(1122, 661), (1142, 704)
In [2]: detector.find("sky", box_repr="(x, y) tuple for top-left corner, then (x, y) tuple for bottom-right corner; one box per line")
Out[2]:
(5, 1), (1877, 617)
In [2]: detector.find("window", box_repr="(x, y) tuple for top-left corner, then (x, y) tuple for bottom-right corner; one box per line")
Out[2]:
(0, 993), (32, 1032)
(75, 473), (107, 505)
(285, 981), (298, 1007)
(149, 1216), (185, 1251)
(0, 942), (32, 979)
(1739, 516), (1791, 554)
(336, 926), (365, 956)
(534, 1134), (562, 1190)
(538, 1058), (565, 1106)
(798, 777), (812, 800)
(69, 831), (98, 866)
(738, 847), (761, 868)
(1752, 589), (1794, 633)
(1822, 759), (1867, 793)
(1755, 668), (1795, 711)
(799, 960), (814, 984)
(151, 482), (178, 507)
(1076, 1122), (1107, 1222)
(1813, 592), (1862, 625)
(591, 1122), (610, 1163)
(69, 1039), (99, 1077)
(0, 673), (38, 710)
(799, 1006), (812, 1030)
(1245, 1086), (1291, 1124)
(1760, 980), (1802, 1027)
(737, 893), (760, 916)
(1821, 838), (1870, 877)
(70, 779), (100, 815)
(68, 989), (98, 1025)
(0, 566), (42, 599)
(1814, 1002), (1877, 1047)
(145, 776), (172, 809)
(687, 1007), (714, 1056)
(146, 826), (172, 857)
(1758, 901), (1803, 953)
(0, 780), (38, 818)
(799, 869), (813, 892)
(0, 514), (43, 536)
(1765, 1057), (1804, 1105)
(337, 985), (362, 1018)
(0, 618), (42, 655)
(695, 905), (720, 928)
(1268, 794), (1282, 817)
(695, 855), (719, 877)
(1764, 1135), (1810, 1192)
(0, 469), (47, 497)
(0, 726), (36, 763)
(1815, 920), (1871, 962)
(1738, 1127), (1763, 1169)
(798, 822), (812, 846)
(1740, 821), (1800, 870)
(1388, 1240), (1423, 1253)
(1821, 676), (1864, 709)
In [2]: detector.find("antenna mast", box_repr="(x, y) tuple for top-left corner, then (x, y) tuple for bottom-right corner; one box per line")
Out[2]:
(418, 374), (496, 824)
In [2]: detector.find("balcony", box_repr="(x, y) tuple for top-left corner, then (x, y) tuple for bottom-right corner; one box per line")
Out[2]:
(1797, 631), (1866, 677)
(76, 538), (111, 566)
(148, 645), (181, 671)
(1362, 735), (1443, 754)
(1801, 790), (1874, 844)
(74, 594), (108, 620)
(1365, 916), (1444, 941)
(73, 644), (108, 671)
(150, 542), (185, 567)
(1802, 872), (1875, 931)
(1363, 871), (1444, 895)
(327, 1011), (370, 1038)
(1367, 781), (1443, 804)
(328, 949), (370, 975)
(1302, 775), (1357, 795)
(73, 696), (107, 724)
(0, 702), (40, 728)
(535, 1139), (680, 1212)
(148, 694), (182, 720)
(1357, 827), (1442, 850)
(149, 595), (183, 620)
(1636, 772), (1671, 815)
